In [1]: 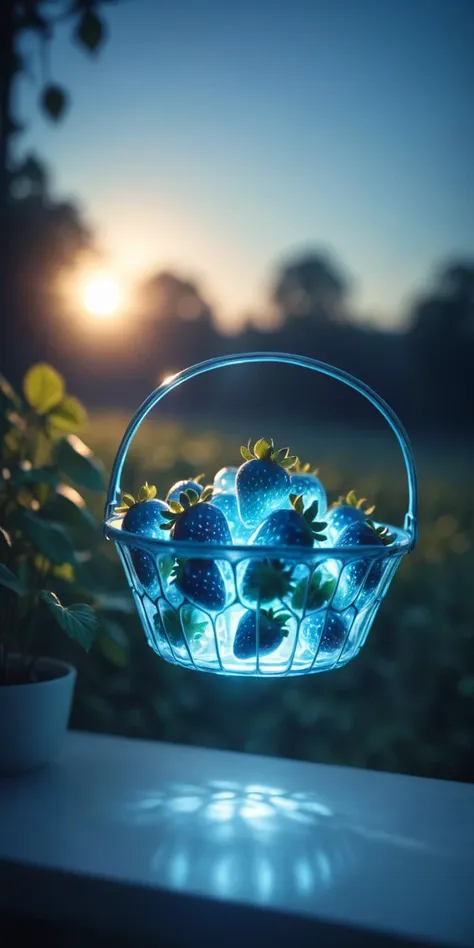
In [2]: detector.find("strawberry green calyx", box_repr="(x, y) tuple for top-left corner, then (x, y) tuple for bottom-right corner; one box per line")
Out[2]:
(261, 607), (291, 635)
(154, 605), (208, 646)
(114, 482), (157, 514)
(332, 489), (375, 517)
(289, 493), (328, 542)
(292, 570), (337, 612)
(243, 558), (294, 601)
(366, 520), (395, 546)
(240, 438), (298, 470)
(293, 460), (319, 476)
(159, 484), (214, 531)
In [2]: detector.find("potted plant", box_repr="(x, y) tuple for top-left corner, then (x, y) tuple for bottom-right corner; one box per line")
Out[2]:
(0, 364), (105, 773)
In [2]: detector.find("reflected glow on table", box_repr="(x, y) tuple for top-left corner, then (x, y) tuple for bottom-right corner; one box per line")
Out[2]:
(0, 732), (473, 947)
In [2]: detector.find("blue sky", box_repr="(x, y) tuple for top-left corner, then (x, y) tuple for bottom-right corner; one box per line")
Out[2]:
(15, 0), (474, 329)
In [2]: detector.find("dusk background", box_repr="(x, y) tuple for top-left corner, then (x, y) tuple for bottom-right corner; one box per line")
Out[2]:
(13, 0), (474, 331)
(1, 0), (473, 781)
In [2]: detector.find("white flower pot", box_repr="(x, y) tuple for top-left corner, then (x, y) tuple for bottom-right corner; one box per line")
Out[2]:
(0, 657), (76, 775)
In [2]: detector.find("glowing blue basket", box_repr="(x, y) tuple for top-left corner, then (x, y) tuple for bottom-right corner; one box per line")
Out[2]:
(103, 353), (417, 677)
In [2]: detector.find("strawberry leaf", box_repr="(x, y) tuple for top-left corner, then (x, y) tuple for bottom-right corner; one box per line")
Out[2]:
(200, 485), (214, 502)
(0, 564), (27, 596)
(40, 591), (98, 651)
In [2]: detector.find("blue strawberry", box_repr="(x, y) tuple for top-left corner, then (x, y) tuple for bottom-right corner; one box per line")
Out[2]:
(170, 558), (226, 611)
(302, 610), (349, 658)
(236, 438), (298, 528)
(115, 483), (170, 599)
(290, 461), (327, 515)
(166, 475), (204, 504)
(161, 486), (232, 611)
(334, 518), (394, 608)
(248, 493), (327, 548)
(325, 490), (375, 543)
(233, 608), (290, 659)
(213, 466), (238, 493)
(211, 491), (253, 545)
(239, 495), (327, 603)
(161, 485), (232, 545)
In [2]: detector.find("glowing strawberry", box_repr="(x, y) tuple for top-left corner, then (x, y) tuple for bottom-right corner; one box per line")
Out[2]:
(290, 461), (327, 515)
(170, 558), (226, 611)
(238, 496), (326, 604)
(115, 483), (170, 598)
(236, 438), (298, 528)
(248, 494), (327, 548)
(233, 608), (290, 659)
(334, 518), (395, 608)
(160, 486), (232, 611)
(302, 610), (349, 658)
(166, 474), (204, 504)
(161, 485), (231, 544)
(213, 466), (238, 493)
(211, 491), (253, 544)
(326, 490), (375, 542)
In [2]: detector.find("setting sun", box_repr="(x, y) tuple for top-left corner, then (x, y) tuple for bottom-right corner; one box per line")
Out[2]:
(83, 275), (122, 317)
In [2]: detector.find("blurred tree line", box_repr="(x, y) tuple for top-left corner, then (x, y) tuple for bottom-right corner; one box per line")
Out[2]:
(3, 155), (473, 433)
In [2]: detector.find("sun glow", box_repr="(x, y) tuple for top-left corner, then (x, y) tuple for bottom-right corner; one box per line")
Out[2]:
(82, 274), (122, 317)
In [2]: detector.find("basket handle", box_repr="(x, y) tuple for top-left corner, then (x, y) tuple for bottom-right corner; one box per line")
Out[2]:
(105, 352), (418, 545)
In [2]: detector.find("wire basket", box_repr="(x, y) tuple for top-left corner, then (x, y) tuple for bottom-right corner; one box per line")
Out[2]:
(103, 353), (418, 677)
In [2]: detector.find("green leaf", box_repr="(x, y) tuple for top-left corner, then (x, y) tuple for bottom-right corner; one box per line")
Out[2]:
(40, 489), (97, 548)
(290, 493), (304, 515)
(240, 446), (253, 461)
(157, 606), (207, 647)
(23, 364), (65, 415)
(41, 84), (69, 121)
(0, 526), (12, 551)
(11, 465), (59, 488)
(55, 435), (106, 491)
(304, 499), (320, 521)
(200, 485), (213, 502)
(137, 482), (157, 502)
(254, 438), (270, 459)
(181, 605), (208, 640)
(75, 10), (105, 54)
(17, 510), (76, 565)
(40, 591), (98, 651)
(46, 396), (87, 437)
(0, 564), (26, 596)
(185, 488), (199, 506)
(292, 572), (336, 611)
(271, 447), (289, 462)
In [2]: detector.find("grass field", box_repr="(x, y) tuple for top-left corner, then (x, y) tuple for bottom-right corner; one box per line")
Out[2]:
(70, 410), (473, 783)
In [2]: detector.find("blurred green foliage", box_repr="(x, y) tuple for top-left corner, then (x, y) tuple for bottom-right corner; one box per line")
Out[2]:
(68, 412), (473, 783)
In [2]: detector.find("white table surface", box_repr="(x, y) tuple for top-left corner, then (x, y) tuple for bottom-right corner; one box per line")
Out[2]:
(0, 730), (473, 946)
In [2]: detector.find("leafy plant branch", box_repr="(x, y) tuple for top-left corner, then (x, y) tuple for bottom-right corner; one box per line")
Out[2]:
(0, 363), (106, 682)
